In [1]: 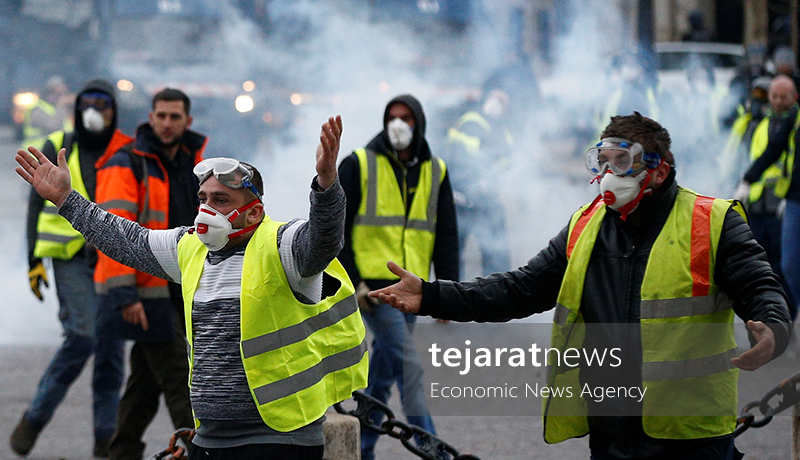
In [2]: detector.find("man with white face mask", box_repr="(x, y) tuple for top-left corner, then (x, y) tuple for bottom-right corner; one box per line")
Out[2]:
(15, 79), (126, 458)
(370, 112), (792, 460)
(337, 95), (459, 460)
(16, 115), (368, 460)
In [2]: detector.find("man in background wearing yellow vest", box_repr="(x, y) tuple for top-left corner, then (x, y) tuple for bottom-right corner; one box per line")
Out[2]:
(718, 76), (771, 192)
(733, 75), (798, 321)
(736, 74), (800, 323)
(20, 75), (74, 151)
(370, 112), (792, 459)
(13, 79), (126, 458)
(445, 88), (513, 277)
(15, 115), (368, 460)
(337, 95), (459, 460)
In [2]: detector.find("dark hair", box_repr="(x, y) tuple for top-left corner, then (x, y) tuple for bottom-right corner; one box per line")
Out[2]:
(601, 112), (675, 167)
(152, 88), (191, 115)
(241, 162), (264, 200)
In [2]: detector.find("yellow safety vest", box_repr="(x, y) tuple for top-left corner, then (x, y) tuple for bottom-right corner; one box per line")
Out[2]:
(351, 148), (446, 280)
(543, 187), (740, 444)
(748, 117), (790, 202)
(21, 100), (72, 151)
(447, 111), (513, 157)
(718, 112), (752, 184)
(177, 219), (368, 432)
(33, 131), (90, 260)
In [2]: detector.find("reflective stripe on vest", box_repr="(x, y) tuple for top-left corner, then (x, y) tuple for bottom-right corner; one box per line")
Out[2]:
(33, 131), (90, 260)
(177, 220), (368, 432)
(543, 187), (738, 444)
(351, 148), (445, 280)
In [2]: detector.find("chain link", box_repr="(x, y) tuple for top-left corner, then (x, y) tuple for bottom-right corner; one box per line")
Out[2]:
(735, 372), (800, 437)
(148, 374), (800, 458)
(148, 428), (195, 460)
(335, 391), (482, 460)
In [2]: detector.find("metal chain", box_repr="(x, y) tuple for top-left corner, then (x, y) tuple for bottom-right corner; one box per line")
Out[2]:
(335, 391), (482, 460)
(735, 372), (800, 437)
(149, 428), (195, 460)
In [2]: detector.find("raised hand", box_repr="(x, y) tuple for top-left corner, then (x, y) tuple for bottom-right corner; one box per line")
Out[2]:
(15, 146), (73, 207)
(368, 261), (423, 314)
(316, 115), (343, 190)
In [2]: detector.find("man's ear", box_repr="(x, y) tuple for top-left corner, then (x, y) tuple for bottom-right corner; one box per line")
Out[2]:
(650, 162), (671, 188)
(247, 202), (265, 224)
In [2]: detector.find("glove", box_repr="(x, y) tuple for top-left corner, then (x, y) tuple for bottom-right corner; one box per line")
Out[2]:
(356, 281), (379, 314)
(733, 181), (751, 204)
(28, 259), (49, 301)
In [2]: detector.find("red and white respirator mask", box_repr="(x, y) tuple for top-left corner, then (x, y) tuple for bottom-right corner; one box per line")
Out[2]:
(585, 138), (662, 219)
(192, 158), (262, 251)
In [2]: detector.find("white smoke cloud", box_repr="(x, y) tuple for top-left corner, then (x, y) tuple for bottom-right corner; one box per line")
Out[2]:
(2, 0), (741, 341)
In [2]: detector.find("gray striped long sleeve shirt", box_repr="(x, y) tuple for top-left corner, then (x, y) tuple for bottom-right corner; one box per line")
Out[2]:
(58, 177), (347, 447)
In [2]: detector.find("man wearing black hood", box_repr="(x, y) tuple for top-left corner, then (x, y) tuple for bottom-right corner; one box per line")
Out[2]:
(14, 79), (126, 458)
(338, 94), (459, 460)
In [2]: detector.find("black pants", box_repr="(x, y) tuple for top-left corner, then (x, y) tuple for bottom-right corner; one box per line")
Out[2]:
(187, 443), (324, 460)
(109, 335), (193, 460)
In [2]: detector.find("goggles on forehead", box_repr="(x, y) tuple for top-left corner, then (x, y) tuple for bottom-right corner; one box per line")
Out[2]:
(585, 137), (661, 176)
(193, 157), (262, 201)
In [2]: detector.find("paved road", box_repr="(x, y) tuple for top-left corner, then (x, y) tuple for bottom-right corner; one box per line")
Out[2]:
(0, 341), (797, 460)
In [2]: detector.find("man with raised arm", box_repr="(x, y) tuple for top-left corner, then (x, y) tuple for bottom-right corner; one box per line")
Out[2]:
(16, 116), (368, 460)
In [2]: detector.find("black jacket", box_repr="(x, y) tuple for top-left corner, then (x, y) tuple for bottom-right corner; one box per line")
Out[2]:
(338, 95), (459, 289)
(419, 173), (792, 456)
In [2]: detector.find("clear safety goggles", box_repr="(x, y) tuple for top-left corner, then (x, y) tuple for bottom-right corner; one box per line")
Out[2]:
(193, 157), (262, 200)
(585, 138), (659, 176)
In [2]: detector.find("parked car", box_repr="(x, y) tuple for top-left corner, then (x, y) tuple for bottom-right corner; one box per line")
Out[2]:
(655, 41), (745, 92)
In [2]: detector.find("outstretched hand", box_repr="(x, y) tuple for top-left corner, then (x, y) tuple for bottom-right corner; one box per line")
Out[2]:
(316, 115), (343, 190)
(730, 320), (775, 371)
(368, 261), (423, 314)
(15, 146), (73, 207)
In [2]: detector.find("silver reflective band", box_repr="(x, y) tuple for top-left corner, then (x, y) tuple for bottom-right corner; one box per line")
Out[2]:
(640, 293), (732, 319)
(241, 295), (359, 359)
(554, 303), (571, 327)
(252, 338), (368, 405)
(642, 347), (738, 381)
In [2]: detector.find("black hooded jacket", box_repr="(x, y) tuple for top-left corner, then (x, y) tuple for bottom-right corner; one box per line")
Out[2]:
(418, 172), (791, 456)
(338, 94), (460, 289)
(26, 79), (119, 265)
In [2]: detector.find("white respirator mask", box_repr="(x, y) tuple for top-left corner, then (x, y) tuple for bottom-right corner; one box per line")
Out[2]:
(82, 108), (105, 133)
(599, 169), (650, 213)
(193, 201), (259, 252)
(387, 117), (413, 151)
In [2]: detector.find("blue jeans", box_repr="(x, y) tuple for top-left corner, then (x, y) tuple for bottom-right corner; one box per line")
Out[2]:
(24, 257), (125, 441)
(781, 200), (800, 320)
(360, 304), (435, 460)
